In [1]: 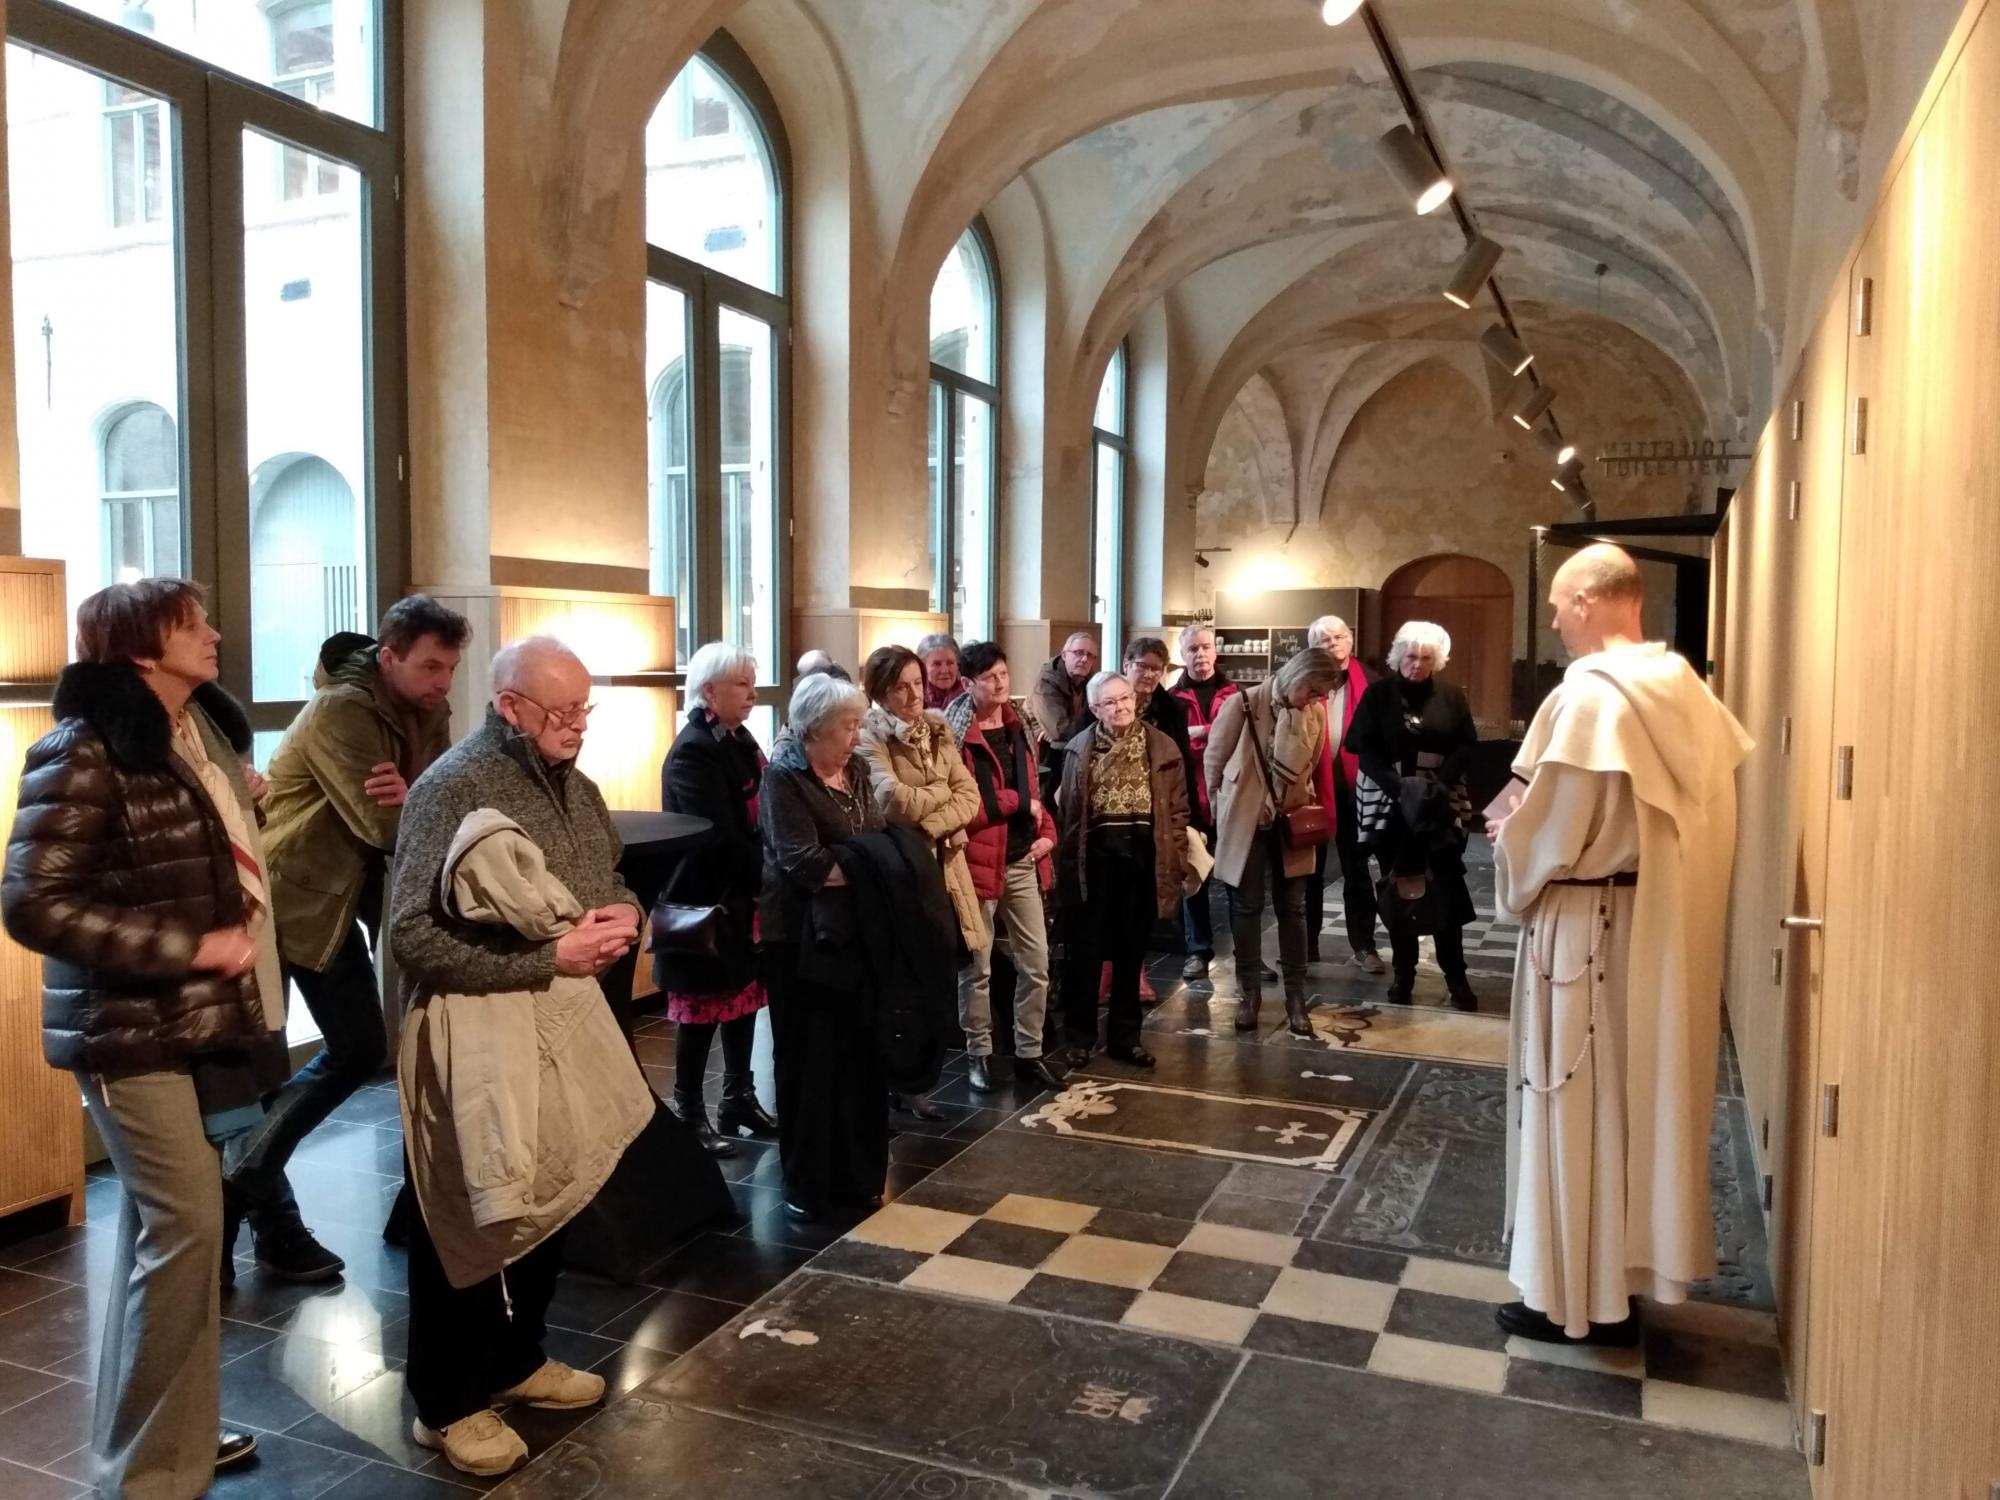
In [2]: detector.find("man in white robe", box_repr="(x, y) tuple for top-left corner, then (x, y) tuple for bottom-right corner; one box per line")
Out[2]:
(1490, 545), (1752, 1343)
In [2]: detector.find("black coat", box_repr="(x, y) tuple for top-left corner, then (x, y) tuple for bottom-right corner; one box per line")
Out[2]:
(654, 709), (766, 996)
(757, 738), (885, 951)
(841, 825), (957, 1096)
(1344, 674), (1478, 897)
(2, 662), (268, 1074)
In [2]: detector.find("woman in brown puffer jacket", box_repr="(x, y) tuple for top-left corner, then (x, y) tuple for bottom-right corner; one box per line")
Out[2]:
(2, 578), (281, 1500)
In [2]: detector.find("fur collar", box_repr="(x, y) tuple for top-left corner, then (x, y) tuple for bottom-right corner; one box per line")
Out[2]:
(52, 661), (253, 771)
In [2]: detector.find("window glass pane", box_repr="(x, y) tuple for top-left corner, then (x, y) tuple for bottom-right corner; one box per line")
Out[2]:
(718, 307), (777, 683)
(643, 57), (779, 294)
(646, 281), (694, 667)
(243, 127), (368, 701)
(929, 228), (994, 382)
(1093, 439), (1124, 642)
(953, 390), (994, 639)
(1095, 346), (1126, 435)
(8, 46), (183, 629)
(746, 704), (776, 753)
(64, 0), (381, 128)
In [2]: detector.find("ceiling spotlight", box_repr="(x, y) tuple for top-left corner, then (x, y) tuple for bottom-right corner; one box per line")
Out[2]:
(1442, 236), (1502, 308)
(1376, 124), (1453, 215)
(1535, 426), (1578, 465)
(1551, 458), (1586, 493)
(1479, 323), (1534, 376)
(1508, 383), (1556, 430)
(1320, 0), (1365, 21)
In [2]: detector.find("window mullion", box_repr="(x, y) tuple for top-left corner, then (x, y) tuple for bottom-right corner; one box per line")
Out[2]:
(693, 276), (725, 646)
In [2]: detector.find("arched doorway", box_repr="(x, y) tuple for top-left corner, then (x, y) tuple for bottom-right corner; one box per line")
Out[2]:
(1381, 555), (1513, 731)
(249, 454), (360, 702)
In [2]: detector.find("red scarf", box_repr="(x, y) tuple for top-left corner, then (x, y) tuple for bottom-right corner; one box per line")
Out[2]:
(1331, 657), (1368, 788)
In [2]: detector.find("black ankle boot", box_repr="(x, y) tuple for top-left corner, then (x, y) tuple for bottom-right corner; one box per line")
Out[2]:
(1283, 990), (1314, 1038)
(1387, 972), (1415, 1006)
(717, 1077), (779, 1138)
(669, 1089), (735, 1157)
(1447, 980), (1479, 1014)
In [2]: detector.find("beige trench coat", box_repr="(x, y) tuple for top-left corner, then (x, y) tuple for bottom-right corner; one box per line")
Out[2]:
(858, 704), (988, 950)
(1204, 681), (1324, 889)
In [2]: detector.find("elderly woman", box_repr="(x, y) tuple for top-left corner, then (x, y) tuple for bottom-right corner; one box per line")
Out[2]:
(1206, 648), (1342, 1036)
(1053, 671), (1189, 1068)
(2, 580), (274, 1497)
(656, 642), (778, 1156)
(1344, 621), (1480, 1011)
(761, 672), (890, 1220)
(914, 632), (964, 711)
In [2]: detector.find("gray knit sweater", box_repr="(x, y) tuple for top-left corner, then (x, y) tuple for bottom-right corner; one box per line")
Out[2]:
(389, 706), (639, 999)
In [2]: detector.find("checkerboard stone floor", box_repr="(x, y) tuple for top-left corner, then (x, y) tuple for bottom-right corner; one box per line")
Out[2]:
(823, 1189), (1795, 1452)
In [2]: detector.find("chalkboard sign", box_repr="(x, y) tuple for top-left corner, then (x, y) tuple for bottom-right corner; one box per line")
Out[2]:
(1272, 628), (1307, 659)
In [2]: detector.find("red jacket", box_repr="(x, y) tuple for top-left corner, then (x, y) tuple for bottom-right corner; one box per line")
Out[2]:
(1168, 672), (1239, 828)
(959, 705), (1056, 902)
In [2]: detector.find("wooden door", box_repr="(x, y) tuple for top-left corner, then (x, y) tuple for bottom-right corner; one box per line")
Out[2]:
(1380, 555), (1512, 730)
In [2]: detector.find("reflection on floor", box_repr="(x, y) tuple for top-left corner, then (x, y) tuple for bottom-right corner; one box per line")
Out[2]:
(0, 859), (1805, 1499)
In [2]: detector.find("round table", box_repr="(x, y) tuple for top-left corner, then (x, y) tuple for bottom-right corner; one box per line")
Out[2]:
(610, 810), (712, 860)
(605, 811), (714, 1040)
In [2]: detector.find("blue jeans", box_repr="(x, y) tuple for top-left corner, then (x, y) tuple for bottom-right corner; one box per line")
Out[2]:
(224, 921), (386, 1237)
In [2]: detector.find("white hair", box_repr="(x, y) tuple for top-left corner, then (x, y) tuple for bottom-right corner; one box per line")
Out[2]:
(1085, 669), (1133, 709)
(1307, 615), (1351, 649)
(787, 671), (867, 741)
(1177, 622), (1215, 657)
(684, 641), (757, 707)
(1386, 620), (1452, 673)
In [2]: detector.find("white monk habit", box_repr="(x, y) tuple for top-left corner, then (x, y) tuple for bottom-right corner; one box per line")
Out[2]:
(1495, 643), (1752, 1336)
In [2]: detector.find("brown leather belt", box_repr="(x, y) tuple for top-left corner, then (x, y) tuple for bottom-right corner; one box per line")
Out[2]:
(1549, 871), (1638, 888)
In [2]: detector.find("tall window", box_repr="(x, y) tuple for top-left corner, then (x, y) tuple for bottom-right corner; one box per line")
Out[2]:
(8, 1), (402, 727)
(1091, 345), (1130, 647)
(928, 223), (998, 638)
(644, 41), (788, 687)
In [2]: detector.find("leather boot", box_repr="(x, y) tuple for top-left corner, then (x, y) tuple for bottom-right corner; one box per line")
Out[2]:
(1446, 978), (1480, 1014)
(1386, 969), (1416, 1006)
(717, 1076), (779, 1137)
(1234, 992), (1261, 1032)
(668, 1089), (735, 1157)
(1283, 985), (1314, 1038)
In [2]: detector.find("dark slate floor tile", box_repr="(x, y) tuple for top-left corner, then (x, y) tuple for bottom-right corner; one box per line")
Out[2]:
(1198, 1194), (1305, 1235)
(495, 1398), (1044, 1499)
(220, 1270), (344, 1329)
(544, 1274), (654, 1337)
(0, 1457), (88, 1499)
(207, 1430), (369, 1499)
(1010, 1275), (1141, 1324)
(328, 1087), (403, 1128)
(1220, 1163), (1325, 1206)
(0, 1224), (103, 1276)
(809, 1241), (931, 1285)
(315, 1462), (479, 1498)
(1385, 1289), (1513, 1353)
(1504, 1357), (1645, 1419)
(890, 1134), (968, 1170)
(945, 1108), (1016, 1143)
(1167, 1355), (1810, 1500)
(883, 1162), (935, 1201)
(929, 1129), (1230, 1222)
(1242, 1314), (1377, 1369)
(728, 1186), (867, 1253)
(639, 1235), (811, 1306)
(892, 1181), (1006, 1217)
(712, 1143), (779, 1184)
(1150, 1252), (1282, 1310)
(220, 1332), (399, 1436)
(1081, 1208), (1195, 1249)
(884, 1101), (978, 1139)
(0, 1358), (62, 1416)
(594, 1289), (742, 1354)
(282, 1367), (435, 1472)
(590, 1342), (681, 1400)
(540, 1327), (624, 1376)
(940, 1220), (1068, 1271)
(255, 1282), (408, 1353)
(0, 1269), (68, 1321)
(652, 1271), (1239, 1497)
(1288, 1241), (1407, 1284)
(1642, 1326), (1788, 1402)
(0, 1285), (97, 1372)
(0, 1376), (91, 1468)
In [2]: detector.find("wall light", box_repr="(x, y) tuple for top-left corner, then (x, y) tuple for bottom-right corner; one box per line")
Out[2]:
(1376, 125), (1453, 215)
(1442, 235), (1502, 308)
(1508, 383), (1556, 430)
(1320, 0), (1365, 22)
(1479, 323), (1534, 376)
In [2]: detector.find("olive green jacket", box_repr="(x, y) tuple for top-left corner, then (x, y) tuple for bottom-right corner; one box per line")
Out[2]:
(261, 636), (452, 972)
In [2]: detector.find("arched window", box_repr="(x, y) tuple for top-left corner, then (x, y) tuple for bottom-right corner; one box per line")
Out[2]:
(928, 223), (999, 637)
(1091, 345), (1129, 646)
(644, 38), (788, 688)
(248, 453), (361, 702)
(100, 402), (181, 582)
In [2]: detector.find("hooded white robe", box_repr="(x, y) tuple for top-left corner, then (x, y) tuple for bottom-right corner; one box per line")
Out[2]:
(1494, 643), (1752, 1335)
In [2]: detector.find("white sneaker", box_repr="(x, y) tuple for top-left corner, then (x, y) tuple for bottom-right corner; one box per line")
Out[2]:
(494, 1357), (607, 1410)
(411, 1410), (528, 1477)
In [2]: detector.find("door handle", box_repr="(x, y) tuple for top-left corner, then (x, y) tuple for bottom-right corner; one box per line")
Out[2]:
(1780, 915), (1824, 933)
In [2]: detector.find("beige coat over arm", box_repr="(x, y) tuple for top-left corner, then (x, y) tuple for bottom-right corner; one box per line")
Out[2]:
(858, 704), (988, 950)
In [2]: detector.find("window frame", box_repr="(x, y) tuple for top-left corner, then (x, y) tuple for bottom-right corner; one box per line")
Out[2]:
(1090, 343), (1131, 651)
(643, 33), (791, 700)
(11, 0), (406, 733)
(928, 216), (1001, 639)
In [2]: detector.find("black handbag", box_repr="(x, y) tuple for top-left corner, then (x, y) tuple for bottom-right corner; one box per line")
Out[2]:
(649, 900), (726, 958)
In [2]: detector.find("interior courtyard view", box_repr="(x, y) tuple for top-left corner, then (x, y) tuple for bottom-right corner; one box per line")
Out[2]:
(0, 0), (1991, 1496)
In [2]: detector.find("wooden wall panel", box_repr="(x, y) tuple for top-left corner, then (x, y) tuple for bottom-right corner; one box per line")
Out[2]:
(0, 558), (68, 681)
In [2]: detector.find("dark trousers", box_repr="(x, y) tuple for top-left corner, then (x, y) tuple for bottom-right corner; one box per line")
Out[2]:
(405, 1194), (566, 1430)
(674, 1012), (757, 1099)
(1305, 782), (1380, 957)
(226, 921), (386, 1236)
(767, 958), (888, 1215)
(1227, 828), (1309, 998)
(1373, 852), (1472, 991)
(1063, 850), (1153, 1052)
(1182, 864), (1231, 959)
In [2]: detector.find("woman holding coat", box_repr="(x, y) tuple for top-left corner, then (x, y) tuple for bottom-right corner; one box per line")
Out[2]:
(656, 642), (779, 1155)
(1205, 648), (1343, 1037)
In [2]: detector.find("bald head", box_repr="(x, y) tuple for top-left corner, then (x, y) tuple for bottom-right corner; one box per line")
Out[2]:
(492, 636), (593, 761)
(1549, 544), (1645, 658)
(493, 635), (586, 699)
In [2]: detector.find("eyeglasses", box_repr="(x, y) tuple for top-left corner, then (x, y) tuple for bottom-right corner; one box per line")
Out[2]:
(506, 690), (596, 728)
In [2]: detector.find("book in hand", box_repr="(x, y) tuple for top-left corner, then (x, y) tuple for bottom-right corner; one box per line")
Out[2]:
(1483, 774), (1529, 826)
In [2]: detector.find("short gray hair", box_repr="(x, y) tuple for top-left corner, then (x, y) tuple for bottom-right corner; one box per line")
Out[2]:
(1177, 622), (1215, 657)
(685, 641), (756, 707)
(796, 648), (837, 677)
(1085, 669), (1134, 709)
(1272, 647), (1343, 703)
(492, 635), (582, 694)
(1307, 615), (1350, 649)
(1386, 620), (1453, 673)
(787, 671), (867, 741)
(915, 633), (958, 662)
